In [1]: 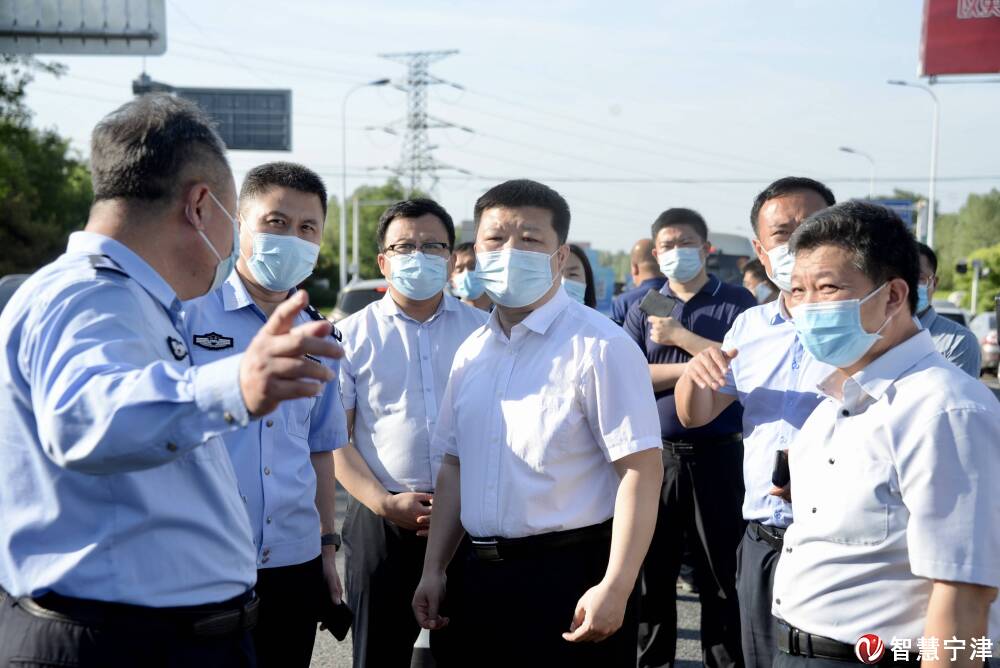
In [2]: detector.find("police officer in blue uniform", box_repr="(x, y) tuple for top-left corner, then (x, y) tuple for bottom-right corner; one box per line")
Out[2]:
(185, 162), (349, 667)
(0, 95), (341, 667)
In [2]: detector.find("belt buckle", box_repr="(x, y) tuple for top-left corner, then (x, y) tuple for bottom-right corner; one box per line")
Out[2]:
(471, 538), (502, 562)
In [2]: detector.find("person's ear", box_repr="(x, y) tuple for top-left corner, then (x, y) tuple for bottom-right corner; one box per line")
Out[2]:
(184, 183), (213, 231)
(446, 252), (457, 276)
(886, 277), (910, 317)
(554, 244), (571, 275)
(751, 237), (767, 265)
(376, 252), (390, 279)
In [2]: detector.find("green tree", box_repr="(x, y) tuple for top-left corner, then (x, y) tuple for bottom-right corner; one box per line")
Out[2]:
(0, 56), (93, 276)
(934, 189), (1000, 293)
(952, 242), (1000, 314)
(311, 178), (425, 295)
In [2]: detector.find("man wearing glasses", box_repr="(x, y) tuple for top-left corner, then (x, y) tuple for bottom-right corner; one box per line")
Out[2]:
(334, 199), (488, 668)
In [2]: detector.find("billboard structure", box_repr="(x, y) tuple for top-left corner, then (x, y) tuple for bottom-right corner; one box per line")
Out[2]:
(921, 0), (1000, 76)
(133, 75), (292, 151)
(0, 0), (166, 55)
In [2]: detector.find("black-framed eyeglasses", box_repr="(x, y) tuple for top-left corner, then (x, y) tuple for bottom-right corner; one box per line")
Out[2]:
(384, 242), (450, 256)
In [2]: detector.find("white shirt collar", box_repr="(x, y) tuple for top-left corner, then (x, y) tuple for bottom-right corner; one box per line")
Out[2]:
(817, 329), (938, 410)
(377, 290), (456, 324)
(486, 285), (572, 340)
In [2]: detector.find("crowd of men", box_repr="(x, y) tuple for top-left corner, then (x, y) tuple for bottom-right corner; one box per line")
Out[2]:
(0, 94), (997, 668)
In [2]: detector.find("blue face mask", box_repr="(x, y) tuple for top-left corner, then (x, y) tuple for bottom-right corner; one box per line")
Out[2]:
(389, 252), (448, 300)
(916, 283), (930, 313)
(791, 283), (892, 369)
(476, 248), (558, 308)
(451, 270), (486, 300)
(199, 192), (240, 294)
(562, 277), (587, 304)
(245, 231), (320, 292)
(754, 283), (775, 304)
(658, 247), (704, 282)
(766, 243), (795, 293)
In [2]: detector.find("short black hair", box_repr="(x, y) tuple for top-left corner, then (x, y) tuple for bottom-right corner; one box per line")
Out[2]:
(568, 244), (598, 309)
(474, 179), (571, 244)
(650, 208), (708, 243)
(91, 93), (229, 203)
(742, 258), (770, 283)
(453, 241), (476, 257)
(240, 161), (328, 218)
(916, 242), (937, 274)
(790, 200), (919, 314)
(750, 177), (836, 236)
(376, 198), (455, 252)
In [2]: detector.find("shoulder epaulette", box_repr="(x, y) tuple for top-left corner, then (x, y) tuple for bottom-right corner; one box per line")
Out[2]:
(87, 254), (129, 278)
(305, 303), (342, 342)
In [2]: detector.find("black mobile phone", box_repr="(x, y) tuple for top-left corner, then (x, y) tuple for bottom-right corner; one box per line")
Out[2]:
(638, 290), (679, 318)
(771, 450), (790, 488)
(319, 598), (354, 641)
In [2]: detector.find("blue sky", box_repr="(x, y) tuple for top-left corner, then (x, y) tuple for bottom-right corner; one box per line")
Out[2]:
(23, 0), (1000, 252)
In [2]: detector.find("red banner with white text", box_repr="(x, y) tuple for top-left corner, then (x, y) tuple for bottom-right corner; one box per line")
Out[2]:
(921, 0), (1000, 75)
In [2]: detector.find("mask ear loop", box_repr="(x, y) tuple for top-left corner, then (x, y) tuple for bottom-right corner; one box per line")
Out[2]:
(861, 283), (895, 335)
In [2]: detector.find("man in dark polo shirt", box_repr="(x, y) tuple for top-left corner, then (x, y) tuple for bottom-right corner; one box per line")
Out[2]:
(625, 208), (755, 668)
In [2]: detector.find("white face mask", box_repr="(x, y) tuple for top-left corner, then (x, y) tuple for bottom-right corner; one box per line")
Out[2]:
(765, 243), (795, 293)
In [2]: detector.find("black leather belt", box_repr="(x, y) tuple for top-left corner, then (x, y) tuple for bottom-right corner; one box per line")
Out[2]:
(661, 432), (742, 456)
(12, 588), (259, 637)
(470, 519), (613, 562)
(749, 520), (786, 550)
(778, 623), (917, 665)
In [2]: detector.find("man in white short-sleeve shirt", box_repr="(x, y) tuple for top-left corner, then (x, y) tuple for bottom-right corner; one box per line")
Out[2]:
(334, 198), (487, 668)
(412, 180), (663, 667)
(771, 201), (1000, 668)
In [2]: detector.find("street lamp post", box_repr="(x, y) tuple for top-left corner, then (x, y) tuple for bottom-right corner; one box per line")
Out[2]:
(888, 79), (940, 248)
(838, 146), (876, 199)
(340, 78), (391, 290)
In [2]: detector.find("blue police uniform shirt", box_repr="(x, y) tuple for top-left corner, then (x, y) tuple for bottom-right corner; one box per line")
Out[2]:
(917, 306), (981, 378)
(718, 298), (835, 528)
(0, 232), (257, 606)
(184, 270), (349, 570)
(624, 274), (754, 440)
(611, 277), (667, 326)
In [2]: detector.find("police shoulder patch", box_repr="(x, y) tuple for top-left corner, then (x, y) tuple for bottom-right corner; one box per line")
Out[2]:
(193, 332), (234, 350)
(304, 304), (342, 341)
(88, 254), (128, 277)
(167, 336), (188, 361)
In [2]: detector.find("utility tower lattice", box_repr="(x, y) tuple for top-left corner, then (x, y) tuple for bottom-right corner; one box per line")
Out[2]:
(378, 49), (468, 195)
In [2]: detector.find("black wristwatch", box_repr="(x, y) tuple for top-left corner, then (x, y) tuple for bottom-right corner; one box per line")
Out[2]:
(321, 532), (341, 551)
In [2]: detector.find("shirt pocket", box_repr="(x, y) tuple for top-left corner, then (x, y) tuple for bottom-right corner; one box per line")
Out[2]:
(506, 393), (582, 472)
(824, 459), (894, 546)
(285, 397), (314, 441)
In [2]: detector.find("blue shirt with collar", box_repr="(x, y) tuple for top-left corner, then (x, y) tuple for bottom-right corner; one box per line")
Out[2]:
(917, 306), (981, 378)
(624, 273), (755, 440)
(719, 298), (835, 528)
(184, 270), (349, 570)
(611, 276), (667, 326)
(0, 231), (256, 606)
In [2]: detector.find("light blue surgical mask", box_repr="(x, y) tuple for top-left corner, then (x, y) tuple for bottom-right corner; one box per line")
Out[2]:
(658, 247), (704, 282)
(199, 192), (240, 294)
(245, 231), (320, 292)
(754, 283), (775, 304)
(766, 243), (795, 293)
(791, 283), (892, 368)
(562, 277), (587, 304)
(451, 270), (486, 300)
(476, 248), (558, 308)
(389, 252), (448, 300)
(916, 283), (930, 313)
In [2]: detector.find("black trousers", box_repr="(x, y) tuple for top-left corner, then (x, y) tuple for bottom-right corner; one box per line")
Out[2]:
(343, 495), (459, 668)
(252, 556), (325, 668)
(0, 588), (255, 668)
(449, 529), (640, 667)
(638, 438), (746, 668)
(736, 523), (783, 668)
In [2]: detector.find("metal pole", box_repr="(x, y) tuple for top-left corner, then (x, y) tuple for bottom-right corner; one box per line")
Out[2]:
(927, 91), (940, 249)
(352, 194), (360, 283)
(887, 80), (939, 247)
(971, 260), (982, 317)
(838, 147), (876, 199)
(339, 78), (392, 291)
